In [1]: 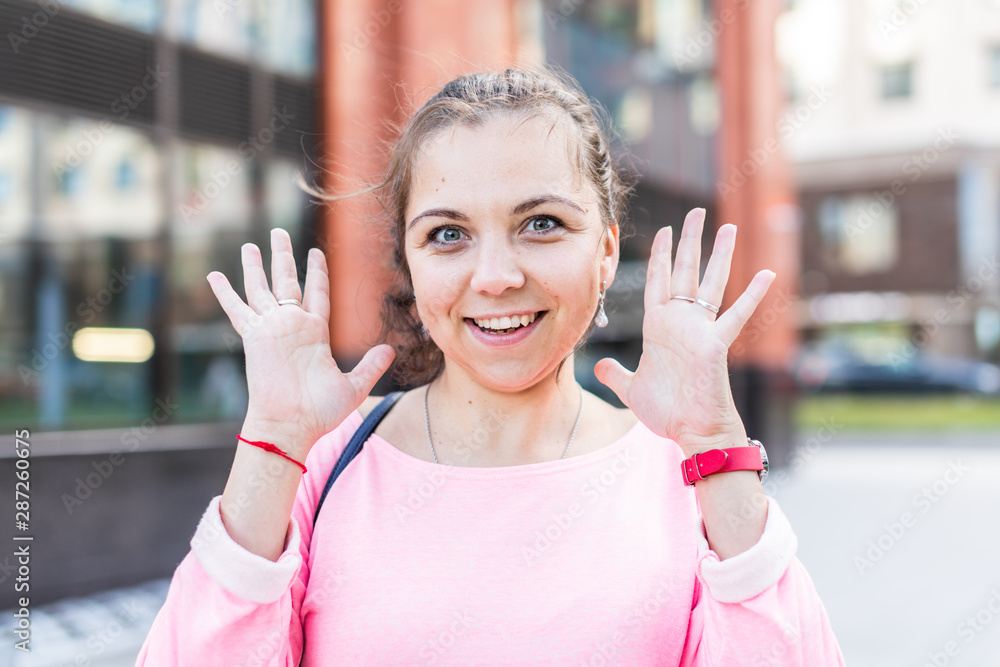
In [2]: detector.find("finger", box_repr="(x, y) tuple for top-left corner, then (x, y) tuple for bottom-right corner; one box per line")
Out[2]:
(269, 228), (303, 302)
(644, 226), (672, 310)
(593, 357), (634, 408)
(697, 223), (736, 311)
(672, 208), (706, 299)
(301, 248), (331, 322)
(242, 243), (278, 313)
(716, 270), (777, 348)
(346, 344), (396, 399)
(206, 271), (255, 333)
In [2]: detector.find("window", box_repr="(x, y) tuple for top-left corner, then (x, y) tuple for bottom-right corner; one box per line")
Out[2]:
(0, 111), (167, 432)
(0, 107), (32, 241)
(115, 159), (137, 191)
(44, 117), (163, 240)
(63, 0), (161, 33)
(651, 0), (713, 71)
(990, 46), (1000, 89)
(171, 0), (255, 60)
(0, 1), (318, 435)
(881, 62), (913, 99)
(258, 0), (317, 78)
(0, 107), (314, 434)
(783, 66), (800, 104)
(818, 194), (898, 274)
(170, 0), (316, 76)
(168, 142), (254, 423)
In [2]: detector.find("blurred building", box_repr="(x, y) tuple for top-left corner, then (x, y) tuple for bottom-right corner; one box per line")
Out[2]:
(777, 0), (1000, 365)
(0, 0), (319, 603)
(1, 0), (318, 434)
(543, 0), (800, 455)
(540, 0), (726, 394)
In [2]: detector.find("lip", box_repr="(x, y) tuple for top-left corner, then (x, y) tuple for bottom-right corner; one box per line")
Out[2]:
(465, 311), (546, 347)
(470, 311), (540, 321)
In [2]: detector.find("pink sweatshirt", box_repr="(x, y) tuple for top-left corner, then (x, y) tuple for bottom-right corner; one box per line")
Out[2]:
(136, 408), (846, 666)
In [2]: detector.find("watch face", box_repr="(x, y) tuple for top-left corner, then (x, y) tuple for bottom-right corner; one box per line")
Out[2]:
(750, 438), (768, 484)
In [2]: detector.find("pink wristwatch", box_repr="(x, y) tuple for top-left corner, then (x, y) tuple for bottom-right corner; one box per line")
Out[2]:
(680, 437), (768, 486)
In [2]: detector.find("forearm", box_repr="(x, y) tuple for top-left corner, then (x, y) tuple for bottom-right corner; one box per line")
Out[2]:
(683, 537), (847, 666)
(688, 423), (768, 560)
(220, 418), (310, 561)
(137, 496), (306, 665)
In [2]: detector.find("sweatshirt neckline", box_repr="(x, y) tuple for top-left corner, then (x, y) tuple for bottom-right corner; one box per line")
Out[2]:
(356, 411), (646, 479)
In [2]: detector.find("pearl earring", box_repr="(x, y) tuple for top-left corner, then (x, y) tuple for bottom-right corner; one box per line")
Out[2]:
(595, 280), (608, 328)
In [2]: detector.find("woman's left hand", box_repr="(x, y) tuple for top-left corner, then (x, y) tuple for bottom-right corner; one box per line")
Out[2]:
(594, 208), (776, 457)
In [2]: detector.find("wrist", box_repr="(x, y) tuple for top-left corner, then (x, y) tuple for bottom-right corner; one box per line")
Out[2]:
(680, 433), (767, 486)
(239, 417), (312, 460)
(677, 425), (749, 458)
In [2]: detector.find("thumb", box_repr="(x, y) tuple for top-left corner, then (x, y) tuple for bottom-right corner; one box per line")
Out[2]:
(347, 344), (396, 397)
(594, 357), (633, 407)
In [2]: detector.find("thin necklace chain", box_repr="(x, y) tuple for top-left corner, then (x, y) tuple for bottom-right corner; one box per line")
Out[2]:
(424, 382), (584, 465)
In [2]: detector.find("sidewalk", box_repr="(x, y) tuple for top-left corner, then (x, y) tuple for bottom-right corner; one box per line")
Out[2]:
(3, 428), (999, 666)
(771, 427), (1000, 666)
(0, 579), (168, 667)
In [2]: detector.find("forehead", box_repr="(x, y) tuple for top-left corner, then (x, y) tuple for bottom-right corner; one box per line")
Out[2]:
(407, 113), (593, 212)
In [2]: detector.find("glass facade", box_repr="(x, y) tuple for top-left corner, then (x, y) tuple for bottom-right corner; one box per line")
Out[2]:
(0, 0), (317, 434)
(63, 0), (162, 33)
(53, 0), (315, 77)
(168, 0), (316, 77)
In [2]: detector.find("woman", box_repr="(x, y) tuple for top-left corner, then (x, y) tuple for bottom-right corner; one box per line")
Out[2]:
(136, 66), (845, 665)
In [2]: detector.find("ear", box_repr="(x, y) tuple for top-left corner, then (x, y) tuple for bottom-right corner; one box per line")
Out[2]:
(600, 221), (620, 287)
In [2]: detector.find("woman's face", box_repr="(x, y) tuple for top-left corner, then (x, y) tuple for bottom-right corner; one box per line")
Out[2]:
(404, 113), (619, 391)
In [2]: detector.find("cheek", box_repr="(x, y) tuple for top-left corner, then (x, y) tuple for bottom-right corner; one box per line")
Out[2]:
(411, 258), (469, 316)
(532, 248), (598, 297)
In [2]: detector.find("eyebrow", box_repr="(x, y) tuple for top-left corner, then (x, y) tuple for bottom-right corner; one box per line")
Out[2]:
(406, 194), (587, 231)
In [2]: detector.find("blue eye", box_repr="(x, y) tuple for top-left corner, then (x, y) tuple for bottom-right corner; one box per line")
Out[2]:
(431, 227), (463, 244)
(527, 216), (559, 232)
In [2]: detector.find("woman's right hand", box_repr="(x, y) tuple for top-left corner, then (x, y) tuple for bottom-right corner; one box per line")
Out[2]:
(206, 228), (395, 459)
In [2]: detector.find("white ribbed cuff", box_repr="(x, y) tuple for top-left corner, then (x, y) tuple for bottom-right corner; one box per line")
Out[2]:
(189, 495), (303, 604)
(695, 495), (799, 603)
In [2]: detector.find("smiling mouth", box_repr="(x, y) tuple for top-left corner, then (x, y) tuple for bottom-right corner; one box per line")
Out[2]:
(469, 312), (542, 335)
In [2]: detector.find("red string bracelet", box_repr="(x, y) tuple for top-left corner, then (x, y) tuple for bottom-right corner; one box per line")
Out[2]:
(236, 434), (307, 474)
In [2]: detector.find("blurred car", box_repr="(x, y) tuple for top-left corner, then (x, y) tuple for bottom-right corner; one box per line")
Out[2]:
(790, 340), (1000, 395)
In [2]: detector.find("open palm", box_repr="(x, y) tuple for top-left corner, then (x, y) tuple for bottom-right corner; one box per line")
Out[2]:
(595, 208), (776, 455)
(206, 229), (394, 457)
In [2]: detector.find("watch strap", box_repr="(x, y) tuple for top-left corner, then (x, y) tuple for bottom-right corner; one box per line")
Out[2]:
(681, 444), (764, 485)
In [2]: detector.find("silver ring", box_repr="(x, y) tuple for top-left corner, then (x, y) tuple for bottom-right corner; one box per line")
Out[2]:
(670, 295), (719, 314)
(277, 299), (302, 307)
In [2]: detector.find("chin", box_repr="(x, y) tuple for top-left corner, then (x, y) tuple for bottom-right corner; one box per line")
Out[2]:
(445, 357), (559, 392)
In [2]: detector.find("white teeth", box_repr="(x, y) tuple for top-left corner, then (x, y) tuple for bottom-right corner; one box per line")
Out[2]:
(473, 312), (539, 332)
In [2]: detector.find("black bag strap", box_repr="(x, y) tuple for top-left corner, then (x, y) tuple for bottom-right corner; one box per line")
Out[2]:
(312, 391), (404, 526)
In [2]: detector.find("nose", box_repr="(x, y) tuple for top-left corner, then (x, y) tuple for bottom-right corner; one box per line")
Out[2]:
(469, 237), (526, 295)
